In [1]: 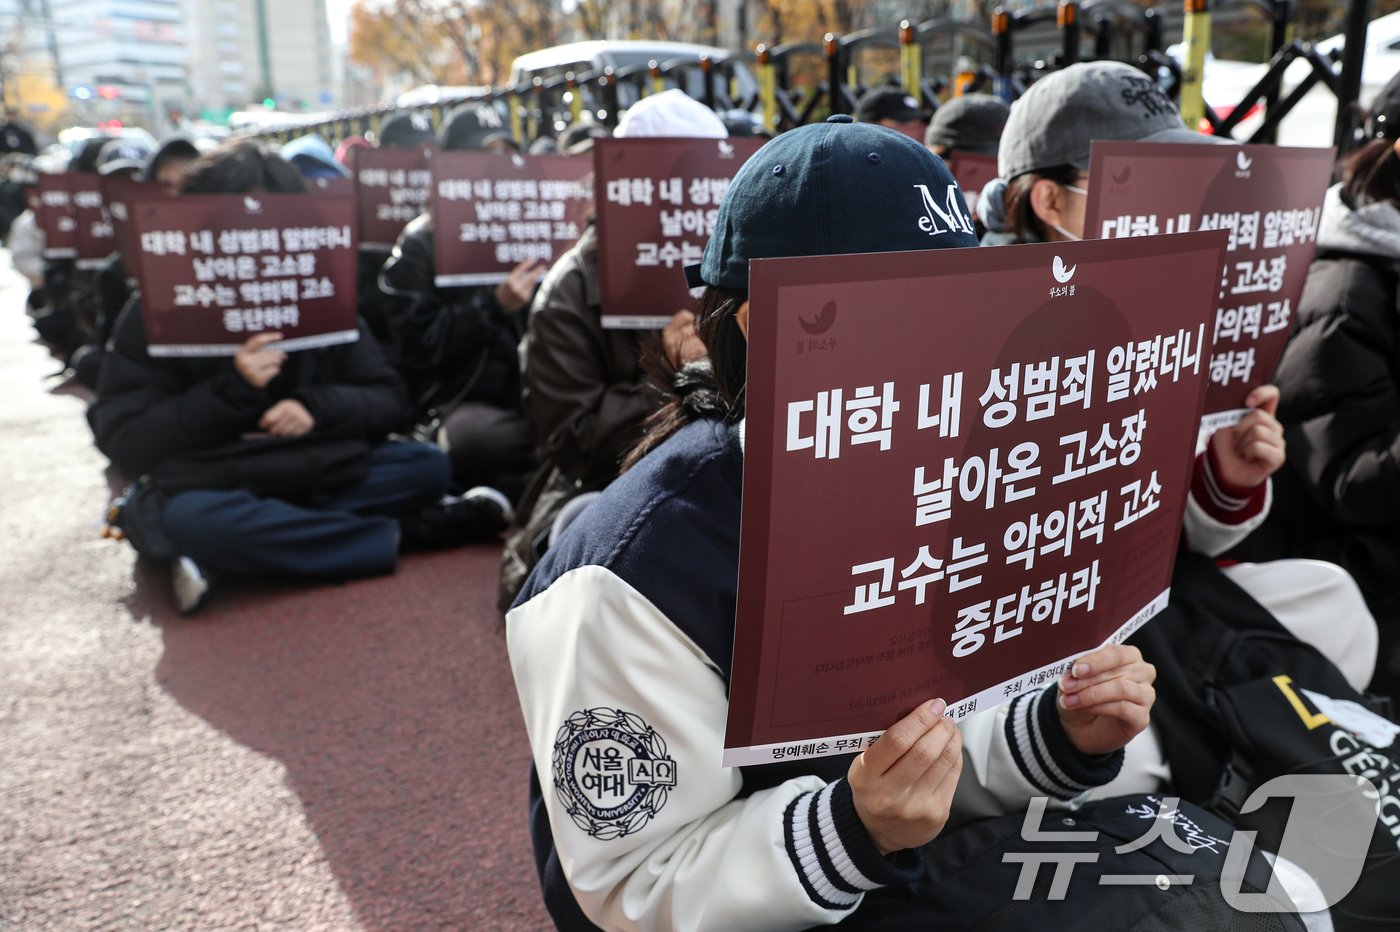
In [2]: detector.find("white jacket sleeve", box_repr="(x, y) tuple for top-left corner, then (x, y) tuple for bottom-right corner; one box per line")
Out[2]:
(509, 565), (1126, 931)
(1182, 448), (1272, 557)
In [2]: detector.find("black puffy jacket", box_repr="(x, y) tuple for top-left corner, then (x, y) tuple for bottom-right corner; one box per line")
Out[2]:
(92, 301), (411, 477)
(1241, 247), (1400, 600)
(377, 212), (526, 419)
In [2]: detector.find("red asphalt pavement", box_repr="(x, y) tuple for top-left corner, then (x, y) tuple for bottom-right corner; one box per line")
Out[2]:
(0, 260), (553, 930)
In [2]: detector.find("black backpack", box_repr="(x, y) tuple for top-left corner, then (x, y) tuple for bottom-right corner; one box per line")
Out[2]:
(836, 793), (1304, 931)
(1131, 552), (1400, 931)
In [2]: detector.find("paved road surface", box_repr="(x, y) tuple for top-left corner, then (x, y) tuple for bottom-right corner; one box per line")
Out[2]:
(0, 263), (552, 930)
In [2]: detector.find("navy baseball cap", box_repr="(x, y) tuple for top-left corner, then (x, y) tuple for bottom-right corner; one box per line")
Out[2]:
(689, 115), (978, 291)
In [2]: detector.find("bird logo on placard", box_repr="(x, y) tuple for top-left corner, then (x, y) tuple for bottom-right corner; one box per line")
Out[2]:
(799, 300), (838, 335)
(718, 139), (735, 159)
(1111, 165), (1132, 185)
(1237, 151), (1253, 172)
(244, 196), (262, 214)
(511, 153), (525, 168)
(1052, 256), (1077, 284)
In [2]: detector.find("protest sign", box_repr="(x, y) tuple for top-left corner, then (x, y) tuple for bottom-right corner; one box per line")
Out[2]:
(71, 174), (115, 269)
(99, 176), (172, 283)
(128, 194), (359, 356)
(35, 173), (76, 259)
(594, 137), (765, 328)
(724, 231), (1228, 766)
(432, 150), (593, 287)
(945, 151), (999, 223)
(1083, 142), (1334, 434)
(353, 145), (432, 250)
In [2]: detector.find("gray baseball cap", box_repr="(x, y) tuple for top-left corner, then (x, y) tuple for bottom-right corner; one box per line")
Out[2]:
(925, 94), (1010, 155)
(998, 62), (1212, 181)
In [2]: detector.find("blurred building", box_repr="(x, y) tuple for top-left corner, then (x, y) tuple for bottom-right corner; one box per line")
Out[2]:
(184, 0), (340, 119)
(48, 0), (186, 125)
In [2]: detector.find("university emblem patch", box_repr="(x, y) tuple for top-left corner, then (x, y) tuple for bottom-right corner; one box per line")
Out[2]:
(552, 708), (678, 840)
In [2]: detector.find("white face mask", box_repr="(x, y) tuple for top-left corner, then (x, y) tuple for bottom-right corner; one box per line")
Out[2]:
(1052, 182), (1087, 241)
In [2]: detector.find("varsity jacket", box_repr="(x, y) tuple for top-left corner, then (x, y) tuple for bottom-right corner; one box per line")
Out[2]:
(508, 418), (1126, 932)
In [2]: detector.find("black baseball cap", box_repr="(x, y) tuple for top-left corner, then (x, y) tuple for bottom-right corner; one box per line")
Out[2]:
(378, 109), (437, 149)
(440, 103), (517, 152)
(1368, 70), (1400, 140)
(855, 87), (925, 124)
(689, 114), (978, 292)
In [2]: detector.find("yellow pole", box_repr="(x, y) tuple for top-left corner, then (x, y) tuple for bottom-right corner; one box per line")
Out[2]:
(508, 86), (524, 146)
(1179, 0), (1211, 131)
(900, 20), (921, 101)
(757, 44), (777, 134)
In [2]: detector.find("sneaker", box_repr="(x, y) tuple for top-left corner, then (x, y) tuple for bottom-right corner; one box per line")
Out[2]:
(400, 487), (513, 549)
(171, 556), (213, 615)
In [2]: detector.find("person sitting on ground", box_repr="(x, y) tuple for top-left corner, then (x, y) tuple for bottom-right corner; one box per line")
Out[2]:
(1241, 73), (1400, 688)
(378, 103), (545, 522)
(497, 89), (717, 610)
(990, 60), (1377, 691)
(924, 92), (1009, 161)
(854, 86), (927, 141)
(91, 141), (451, 614)
(507, 116), (1161, 932)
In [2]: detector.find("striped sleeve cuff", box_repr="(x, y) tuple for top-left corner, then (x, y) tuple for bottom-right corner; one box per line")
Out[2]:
(1004, 685), (1124, 800)
(782, 779), (922, 912)
(1192, 443), (1268, 525)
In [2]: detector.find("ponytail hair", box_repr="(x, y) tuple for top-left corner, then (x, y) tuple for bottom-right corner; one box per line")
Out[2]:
(621, 286), (747, 472)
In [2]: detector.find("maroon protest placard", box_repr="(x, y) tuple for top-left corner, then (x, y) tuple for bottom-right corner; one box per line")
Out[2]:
(1084, 142), (1335, 433)
(945, 151), (999, 224)
(128, 194), (359, 357)
(432, 150), (593, 287)
(353, 145), (432, 250)
(724, 231), (1228, 766)
(71, 174), (115, 269)
(99, 176), (173, 283)
(594, 137), (766, 328)
(35, 173), (76, 259)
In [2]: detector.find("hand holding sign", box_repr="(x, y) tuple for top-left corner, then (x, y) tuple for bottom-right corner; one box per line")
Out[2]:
(1209, 384), (1286, 491)
(662, 309), (707, 367)
(494, 257), (549, 313)
(234, 332), (287, 388)
(1056, 643), (1156, 756)
(848, 698), (963, 855)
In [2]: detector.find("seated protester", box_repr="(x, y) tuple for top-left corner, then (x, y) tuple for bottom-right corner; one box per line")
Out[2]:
(378, 103), (544, 514)
(73, 138), (168, 390)
(497, 90), (716, 610)
(1243, 76), (1400, 645)
(924, 92), (1009, 161)
(279, 134), (348, 182)
(356, 111), (440, 354)
(507, 118), (1160, 931)
(992, 61), (1377, 691)
(92, 141), (451, 613)
(854, 86), (928, 141)
(334, 135), (371, 169)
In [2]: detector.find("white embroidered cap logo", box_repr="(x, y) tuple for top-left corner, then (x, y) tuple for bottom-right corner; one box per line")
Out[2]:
(1053, 255), (1077, 283)
(913, 183), (975, 236)
(409, 111), (432, 133)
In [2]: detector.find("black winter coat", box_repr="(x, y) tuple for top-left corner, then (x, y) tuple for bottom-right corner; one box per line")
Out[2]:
(1240, 249), (1400, 600)
(92, 301), (411, 478)
(377, 212), (526, 419)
